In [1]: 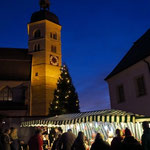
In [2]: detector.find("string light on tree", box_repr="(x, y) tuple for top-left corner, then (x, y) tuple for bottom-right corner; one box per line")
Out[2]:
(49, 64), (80, 116)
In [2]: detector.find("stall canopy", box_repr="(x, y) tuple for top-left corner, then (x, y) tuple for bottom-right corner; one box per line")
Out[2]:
(21, 109), (145, 127)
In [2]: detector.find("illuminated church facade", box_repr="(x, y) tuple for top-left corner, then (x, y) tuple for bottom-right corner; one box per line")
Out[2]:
(0, 0), (62, 116)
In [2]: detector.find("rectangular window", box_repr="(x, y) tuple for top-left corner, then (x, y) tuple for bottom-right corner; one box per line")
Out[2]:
(51, 45), (57, 53)
(50, 32), (53, 38)
(135, 76), (146, 97)
(35, 72), (38, 76)
(117, 85), (125, 103)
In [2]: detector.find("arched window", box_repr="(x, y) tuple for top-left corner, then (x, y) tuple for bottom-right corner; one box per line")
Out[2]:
(34, 30), (41, 39)
(0, 87), (13, 101)
(51, 45), (57, 53)
(33, 44), (40, 52)
(34, 45), (37, 51)
(37, 44), (40, 51)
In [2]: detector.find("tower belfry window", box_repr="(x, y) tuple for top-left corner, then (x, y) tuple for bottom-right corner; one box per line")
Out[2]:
(34, 30), (41, 39)
(53, 33), (57, 40)
(50, 32), (57, 40)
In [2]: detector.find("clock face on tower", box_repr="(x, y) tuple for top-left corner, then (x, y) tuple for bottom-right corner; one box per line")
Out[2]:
(50, 55), (59, 66)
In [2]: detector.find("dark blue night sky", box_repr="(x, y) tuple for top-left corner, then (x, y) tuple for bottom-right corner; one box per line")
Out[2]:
(0, 0), (150, 112)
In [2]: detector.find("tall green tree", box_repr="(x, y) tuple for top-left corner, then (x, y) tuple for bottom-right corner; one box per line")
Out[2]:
(49, 65), (80, 116)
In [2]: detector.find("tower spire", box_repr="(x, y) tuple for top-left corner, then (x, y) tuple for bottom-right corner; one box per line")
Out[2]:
(39, 0), (50, 10)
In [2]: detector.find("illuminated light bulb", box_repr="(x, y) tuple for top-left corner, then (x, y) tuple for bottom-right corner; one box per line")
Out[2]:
(56, 101), (58, 104)
(110, 128), (113, 133)
(65, 95), (69, 99)
(90, 123), (93, 127)
(77, 124), (80, 130)
(95, 123), (98, 128)
(104, 126), (108, 131)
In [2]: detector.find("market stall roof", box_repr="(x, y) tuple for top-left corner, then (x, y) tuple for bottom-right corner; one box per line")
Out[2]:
(21, 109), (146, 127)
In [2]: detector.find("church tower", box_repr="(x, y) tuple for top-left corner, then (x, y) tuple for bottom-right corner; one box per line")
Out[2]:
(28, 0), (62, 116)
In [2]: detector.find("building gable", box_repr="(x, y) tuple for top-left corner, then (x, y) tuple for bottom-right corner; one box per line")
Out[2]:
(105, 29), (150, 80)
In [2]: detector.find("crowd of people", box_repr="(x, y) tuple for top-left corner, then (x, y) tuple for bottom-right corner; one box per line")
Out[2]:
(0, 121), (150, 150)
(0, 127), (24, 150)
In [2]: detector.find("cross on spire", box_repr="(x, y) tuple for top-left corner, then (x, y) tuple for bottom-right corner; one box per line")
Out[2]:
(39, 0), (50, 10)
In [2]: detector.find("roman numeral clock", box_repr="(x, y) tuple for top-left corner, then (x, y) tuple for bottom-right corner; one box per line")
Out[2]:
(50, 55), (59, 66)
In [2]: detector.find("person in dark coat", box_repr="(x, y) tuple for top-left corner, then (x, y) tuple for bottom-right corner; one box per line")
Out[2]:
(91, 133), (110, 150)
(28, 128), (43, 150)
(142, 121), (150, 150)
(122, 128), (142, 150)
(51, 127), (63, 150)
(111, 129), (123, 150)
(58, 129), (76, 150)
(0, 128), (4, 150)
(3, 129), (11, 150)
(71, 131), (86, 150)
(10, 128), (20, 150)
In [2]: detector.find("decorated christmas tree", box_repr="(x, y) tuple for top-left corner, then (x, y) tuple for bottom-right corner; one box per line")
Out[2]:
(49, 64), (80, 116)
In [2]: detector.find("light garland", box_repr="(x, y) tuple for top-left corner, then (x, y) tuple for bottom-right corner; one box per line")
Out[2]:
(65, 95), (69, 99)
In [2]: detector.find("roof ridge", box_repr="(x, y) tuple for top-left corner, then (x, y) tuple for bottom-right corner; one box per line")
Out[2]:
(105, 28), (150, 80)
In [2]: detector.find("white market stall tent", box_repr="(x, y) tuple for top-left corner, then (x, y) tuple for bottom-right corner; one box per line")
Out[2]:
(21, 109), (149, 140)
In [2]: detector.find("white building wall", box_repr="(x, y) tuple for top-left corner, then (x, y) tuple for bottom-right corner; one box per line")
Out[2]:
(107, 56), (150, 116)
